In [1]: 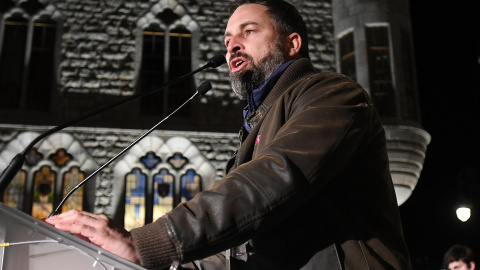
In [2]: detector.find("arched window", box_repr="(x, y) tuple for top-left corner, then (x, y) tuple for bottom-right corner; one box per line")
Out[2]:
(168, 26), (193, 117)
(113, 136), (216, 230)
(2, 169), (27, 210)
(122, 153), (204, 231)
(0, 1), (60, 111)
(180, 169), (201, 203)
(140, 23), (166, 115)
(26, 15), (57, 110)
(61, 166), (85, 213)
(124, 168), (147, 230)
(31, 164), (56, 219)
(0, 15), (28, 109)
(137, 4), (195, 117)
(0, 132), (98, 219)
(152, 168), (175, 221)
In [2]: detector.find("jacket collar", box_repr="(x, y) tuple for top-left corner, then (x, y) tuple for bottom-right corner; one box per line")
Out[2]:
(244, 58), (317, 131)
(243, 59), (296, 132)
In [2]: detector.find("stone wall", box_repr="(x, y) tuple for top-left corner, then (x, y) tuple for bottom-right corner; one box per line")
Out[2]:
(0, 0), (336, 215)
(0, 124), (239, 215)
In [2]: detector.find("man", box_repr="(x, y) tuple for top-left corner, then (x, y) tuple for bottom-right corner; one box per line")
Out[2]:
(443, 244), (475, 270)
(46, 0), (412, 269)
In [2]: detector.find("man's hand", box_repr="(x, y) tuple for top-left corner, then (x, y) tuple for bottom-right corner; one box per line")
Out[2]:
(45, 209), (140, 264)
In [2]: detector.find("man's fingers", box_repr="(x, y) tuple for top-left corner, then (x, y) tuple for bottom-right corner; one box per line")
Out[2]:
(46, 209), (82, 223)
(47, 210), (106, 228)
(51, 215), (111, 245)
(46, 210), (139, 263)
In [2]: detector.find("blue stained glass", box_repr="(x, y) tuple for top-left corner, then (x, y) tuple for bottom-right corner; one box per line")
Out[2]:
(181, 169), (201, 201)
(135, 204), (140, 219)
(140, 152), (161, 169)
(125, 168), (147, 230)
(153, 169), (173, 204)
(130, 168), (146, 196)
(25, 147), (43, 166)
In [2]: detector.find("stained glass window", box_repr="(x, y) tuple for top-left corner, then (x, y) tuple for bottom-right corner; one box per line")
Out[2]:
(32, 165), (56, 219)
(120, 136), (217, 230)
(25, 147), (43, 166)
(124, 168), (147, 231)
(140, 151), (162, 169)
(152, 168), (175, 221)
(123, 152), (199, 229)
(49, 148), (73, 167)
(0, 133), (92, 217)
(168, 152), (188, 170)
(180, 169), (201, 203)
(3, 169), (27, 210)
(62, 166), (85, 213)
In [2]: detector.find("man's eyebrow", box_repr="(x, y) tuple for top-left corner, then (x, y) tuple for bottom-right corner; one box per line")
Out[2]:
(224, 22), (259, 39)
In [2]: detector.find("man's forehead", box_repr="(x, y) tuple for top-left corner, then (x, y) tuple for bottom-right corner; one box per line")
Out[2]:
(225, 4), (270, 34)
(224, 21), (260, 37)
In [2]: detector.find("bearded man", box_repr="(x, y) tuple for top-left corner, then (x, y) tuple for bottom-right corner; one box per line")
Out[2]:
(47, 1), (412, 269)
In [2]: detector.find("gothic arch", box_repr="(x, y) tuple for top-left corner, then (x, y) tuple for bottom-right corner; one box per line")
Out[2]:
(0, 132), (99, 213)
(0, 3), (63, 111)
(112, 135), (216, 222)
(134, 0), (201, 88)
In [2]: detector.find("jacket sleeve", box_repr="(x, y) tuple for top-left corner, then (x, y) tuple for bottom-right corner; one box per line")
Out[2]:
(131, 73), (381, 268)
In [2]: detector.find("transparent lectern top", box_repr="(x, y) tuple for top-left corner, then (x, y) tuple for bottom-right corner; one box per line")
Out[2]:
(0, 202), (147, 270)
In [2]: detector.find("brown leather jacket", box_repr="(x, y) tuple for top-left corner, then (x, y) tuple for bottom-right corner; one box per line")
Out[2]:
(131, 58), (412, 270)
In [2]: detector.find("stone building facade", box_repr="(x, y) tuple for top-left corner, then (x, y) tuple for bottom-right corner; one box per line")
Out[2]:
(0, 0), (430, 225)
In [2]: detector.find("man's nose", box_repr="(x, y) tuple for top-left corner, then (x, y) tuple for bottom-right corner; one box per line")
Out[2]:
(227, 36), (244, 54)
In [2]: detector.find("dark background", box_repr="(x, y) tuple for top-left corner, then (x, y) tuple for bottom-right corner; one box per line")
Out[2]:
(400, 2), (480, 269)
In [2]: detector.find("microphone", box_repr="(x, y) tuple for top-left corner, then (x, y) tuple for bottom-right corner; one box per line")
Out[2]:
(49, 81), (212, 217)
(0, 55), (226, 195)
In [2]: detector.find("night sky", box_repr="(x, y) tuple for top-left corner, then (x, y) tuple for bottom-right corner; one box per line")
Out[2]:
(400, 2), (480, 269)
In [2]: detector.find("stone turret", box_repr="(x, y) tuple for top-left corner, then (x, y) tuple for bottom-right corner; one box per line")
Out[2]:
(332, 0), (431, 205)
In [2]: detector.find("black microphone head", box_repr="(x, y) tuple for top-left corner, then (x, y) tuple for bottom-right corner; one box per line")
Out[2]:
(208, 55), (226, 68)
(197, 81), (212, 96)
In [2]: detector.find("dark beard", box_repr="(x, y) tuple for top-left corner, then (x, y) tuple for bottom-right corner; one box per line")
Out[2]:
(230, 45), (286, 100)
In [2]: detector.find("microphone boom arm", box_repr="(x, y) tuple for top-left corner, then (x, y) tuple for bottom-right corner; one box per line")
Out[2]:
(49, 81), (212, 217)
(0, 55), (225, 195)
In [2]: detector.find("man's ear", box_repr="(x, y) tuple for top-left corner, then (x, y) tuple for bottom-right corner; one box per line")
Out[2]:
(470, 261), (475, 270)
(286, 32), (302, 57)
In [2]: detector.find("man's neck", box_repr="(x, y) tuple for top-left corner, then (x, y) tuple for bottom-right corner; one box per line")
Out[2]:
(242, 59), (296, 132)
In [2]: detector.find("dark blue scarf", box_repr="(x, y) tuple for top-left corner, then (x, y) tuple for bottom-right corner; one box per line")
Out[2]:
(242, 59), (296, 132)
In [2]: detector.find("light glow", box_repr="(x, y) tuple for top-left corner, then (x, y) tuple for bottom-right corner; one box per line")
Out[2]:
(456, 207), (471, 222)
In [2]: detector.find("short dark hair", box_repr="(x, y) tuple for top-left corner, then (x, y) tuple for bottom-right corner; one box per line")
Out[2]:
(228, 0), (310, 58)
(443, 244), (475, 268)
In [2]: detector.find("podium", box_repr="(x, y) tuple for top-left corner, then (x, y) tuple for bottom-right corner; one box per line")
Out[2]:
(0, 202), (147, 270)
